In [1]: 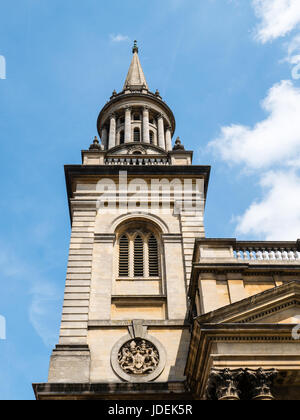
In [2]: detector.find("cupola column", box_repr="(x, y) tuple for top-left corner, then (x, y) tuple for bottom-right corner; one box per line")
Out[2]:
(108, 114), (116, 149)
(143, 107), (150, 143)
(125, 107), (132, 143)
(166, 126), (172, 151)
(101, 127), (108, 150)
(158, 114), (165, 149)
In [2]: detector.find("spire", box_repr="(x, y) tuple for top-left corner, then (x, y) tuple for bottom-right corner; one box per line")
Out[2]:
(123, 41), (149, 91)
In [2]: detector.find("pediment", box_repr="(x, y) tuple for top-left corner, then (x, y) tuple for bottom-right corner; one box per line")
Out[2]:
(252, 306), (300, 324)
(197, 281), (300, 325)
(107, 143), (168, 157)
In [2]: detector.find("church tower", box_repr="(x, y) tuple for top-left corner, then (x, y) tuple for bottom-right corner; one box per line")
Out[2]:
(33, 42), (210, 400)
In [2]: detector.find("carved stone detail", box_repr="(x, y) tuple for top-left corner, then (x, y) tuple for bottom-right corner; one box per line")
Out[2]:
(206, 368), (243, 400)
(89, 136), (102, 151)
(111, 321), (167, 383)
(128, 145), (146, 155)
(205, 368), (278, 401)
(245, 368), (278, 400)
(118, 338), (159, 376)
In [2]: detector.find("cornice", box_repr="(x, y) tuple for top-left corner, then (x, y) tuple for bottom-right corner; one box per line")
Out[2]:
(88, 320), (190, 328)
(65, 165), (211, 223)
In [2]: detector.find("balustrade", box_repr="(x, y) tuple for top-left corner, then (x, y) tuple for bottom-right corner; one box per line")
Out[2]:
(234, 244), (300, 261)
(105, 157), (170, 166)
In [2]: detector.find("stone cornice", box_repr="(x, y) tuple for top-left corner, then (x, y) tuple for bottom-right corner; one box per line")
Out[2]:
(94, 233), (116, 244)
(33, 381), (190, 400)
(65, 165), (211, 223)
(88, 320), (190, 329)
(193, 238), (300, 250)
(162, 234), (183, 244)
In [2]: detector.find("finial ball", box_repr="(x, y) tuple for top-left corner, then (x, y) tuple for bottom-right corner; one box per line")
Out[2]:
(132, 40), (139, 54)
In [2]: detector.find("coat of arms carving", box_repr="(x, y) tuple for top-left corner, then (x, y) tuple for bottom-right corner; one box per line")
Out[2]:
(118, 338), (160, 376)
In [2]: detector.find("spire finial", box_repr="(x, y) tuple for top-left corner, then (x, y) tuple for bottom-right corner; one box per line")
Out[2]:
(132, 40), (139, 54)
(123, 40), (148, 91)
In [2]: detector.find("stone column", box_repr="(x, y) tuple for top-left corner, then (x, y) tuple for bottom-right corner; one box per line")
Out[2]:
(158, 114), (165, 149)
(165, 126), (172, 151)
(143, 107), (150, 143)
(108, 114), (116, 149)
(245, 368), (277, 400)
(101, 127), (108, 150)
(206, 369), (243, 401)
(125, 107), (132, 143)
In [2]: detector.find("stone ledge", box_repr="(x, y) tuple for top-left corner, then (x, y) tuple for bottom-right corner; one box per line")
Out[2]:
(54, 345), (90, 351)
(88, 320), (190, 328)
(33, 381), (191, 400)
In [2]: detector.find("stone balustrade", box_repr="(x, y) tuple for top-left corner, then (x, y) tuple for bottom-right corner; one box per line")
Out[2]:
(105, 157), (170, 166)
(234, 241), (300, 262)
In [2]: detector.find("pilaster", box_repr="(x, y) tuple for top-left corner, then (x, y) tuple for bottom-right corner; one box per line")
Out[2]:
(162, 234), (187, 320)
(89, 234), (116, 321)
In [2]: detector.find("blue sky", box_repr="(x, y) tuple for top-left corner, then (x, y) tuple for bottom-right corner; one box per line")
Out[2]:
(1, 0), (300, 399)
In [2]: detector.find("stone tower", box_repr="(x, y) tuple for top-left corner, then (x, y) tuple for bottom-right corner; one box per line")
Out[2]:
(33, 42), (300, 402)
(33, 42), (210, 400)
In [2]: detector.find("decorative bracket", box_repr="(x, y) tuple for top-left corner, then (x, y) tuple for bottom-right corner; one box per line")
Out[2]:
(128, 320), (148, 339)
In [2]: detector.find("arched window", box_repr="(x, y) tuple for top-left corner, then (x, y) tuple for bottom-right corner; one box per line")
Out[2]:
(148, 235), (159, 277)
(134, 128), (141, 142)
(134, 235), (144, 277)
(149, 131), (154, 145)
(117, 229), (161, 279)
(119, 235), (129, 277)
(120, 130), (125, 145)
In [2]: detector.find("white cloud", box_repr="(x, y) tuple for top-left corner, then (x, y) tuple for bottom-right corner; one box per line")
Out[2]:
(110, 34), (130, 43)
(0, 55), (6, 80)
(236, 170), (300, 240)
(253, 0), (300, 43)
(208, 1), (300, 241)
(209, 80), (300, 240)
(29, 282), (61, 347)
(283, 34), (300, 79)
(286, 34), (300, 63)
(209, 80), (300, 170)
